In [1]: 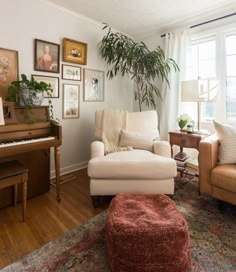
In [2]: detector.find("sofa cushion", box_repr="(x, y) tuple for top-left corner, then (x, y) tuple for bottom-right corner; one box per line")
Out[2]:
(119, 130), (153, 151)
(213, 121), (236, 164)
(212, 164), (236, 193)
(88, 150), (177, 179)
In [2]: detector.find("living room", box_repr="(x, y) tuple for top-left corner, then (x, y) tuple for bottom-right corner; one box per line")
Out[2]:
(0, 0), (235, 271)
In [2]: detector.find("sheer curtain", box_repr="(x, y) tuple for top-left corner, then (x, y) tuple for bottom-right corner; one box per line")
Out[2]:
(159, 30), (191, 140)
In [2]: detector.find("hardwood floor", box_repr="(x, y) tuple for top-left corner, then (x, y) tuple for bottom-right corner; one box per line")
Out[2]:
(0, 168), (108, 269)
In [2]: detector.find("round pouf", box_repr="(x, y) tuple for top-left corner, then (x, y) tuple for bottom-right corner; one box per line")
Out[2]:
(105, 194), (191, 272)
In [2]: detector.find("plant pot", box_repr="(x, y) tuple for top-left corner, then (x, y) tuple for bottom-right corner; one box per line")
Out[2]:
(19, 89), (44, 106)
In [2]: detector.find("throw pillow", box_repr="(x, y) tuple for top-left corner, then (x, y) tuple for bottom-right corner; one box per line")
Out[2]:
(213, 121), (236, 164)
(119, 130), (153, 151)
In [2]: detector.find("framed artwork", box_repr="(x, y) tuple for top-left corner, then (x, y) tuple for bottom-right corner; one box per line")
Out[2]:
(34, 39), (60, 73)
(0, 97), (5, 125)
(62, 64), (81, 81)
(0, 48), (18, 100)
(32, 75), (59, 98)
(63, 84), (80, 119)
(83, 68), (104, 102)
(63, 38), (87, 65)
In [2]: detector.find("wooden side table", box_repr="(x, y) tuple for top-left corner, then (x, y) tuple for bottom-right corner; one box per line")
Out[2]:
(0, 160), (28, 222)
(168, 131), (203, 158)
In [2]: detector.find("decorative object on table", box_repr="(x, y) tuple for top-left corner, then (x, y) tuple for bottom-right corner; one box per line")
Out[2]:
(99, 24), (179, 111)
(181, 79), (218, 131)
(2, 177), (235, 272)
(83, 68), (104, 102)
(62, 64), (81, 81)
(34, 39), (60, 73)
(0, 48), (19, 100)
(63, 84), (80, 119)
(187, 123), (194, 133)
(32, 75), (59, 98)
(63, 38), (87, 65)
(177, 113), (192, 130)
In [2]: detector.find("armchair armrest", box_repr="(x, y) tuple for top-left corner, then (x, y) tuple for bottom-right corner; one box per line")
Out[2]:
(153, 140), (171, 158)
(199, 134), (219, 194)
(91, 141), (105, 159)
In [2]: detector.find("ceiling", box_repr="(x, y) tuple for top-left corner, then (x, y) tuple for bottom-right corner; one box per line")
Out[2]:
(47, 0), (235, 38)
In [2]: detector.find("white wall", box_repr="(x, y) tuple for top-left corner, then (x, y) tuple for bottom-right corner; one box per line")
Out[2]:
(0, 0), (133, 175)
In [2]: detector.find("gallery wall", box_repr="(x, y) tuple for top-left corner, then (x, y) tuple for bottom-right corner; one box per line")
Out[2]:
(0, 0), (133, 175)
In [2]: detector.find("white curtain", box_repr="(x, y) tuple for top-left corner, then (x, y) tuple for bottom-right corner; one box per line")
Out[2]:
(159, 30), (191, 140)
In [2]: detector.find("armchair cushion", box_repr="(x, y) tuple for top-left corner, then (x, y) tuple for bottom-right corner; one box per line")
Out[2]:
(88, 149), (177, 180)
(119, 130), (153, 151)
(213, 121), (236, 164)
(212, 164), (236, 193)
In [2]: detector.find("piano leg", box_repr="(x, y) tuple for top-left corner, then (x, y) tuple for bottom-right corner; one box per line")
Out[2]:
(54, 146), (61, 202)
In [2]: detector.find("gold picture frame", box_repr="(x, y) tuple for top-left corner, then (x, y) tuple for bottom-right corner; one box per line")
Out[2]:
(63, 38), (87, 65)
(0, 48), (19, 100)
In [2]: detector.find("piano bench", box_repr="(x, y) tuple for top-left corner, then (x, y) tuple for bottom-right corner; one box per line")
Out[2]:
(0, 160), (28, 222)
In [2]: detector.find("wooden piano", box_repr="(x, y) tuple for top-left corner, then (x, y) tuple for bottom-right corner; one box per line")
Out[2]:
(0, 104), (62, 208)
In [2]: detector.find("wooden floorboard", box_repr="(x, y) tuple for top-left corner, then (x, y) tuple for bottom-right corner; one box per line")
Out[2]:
(0, 168), (108, 269)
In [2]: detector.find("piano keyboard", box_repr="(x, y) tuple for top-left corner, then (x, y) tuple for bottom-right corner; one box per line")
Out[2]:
(0, 136), (56, 148)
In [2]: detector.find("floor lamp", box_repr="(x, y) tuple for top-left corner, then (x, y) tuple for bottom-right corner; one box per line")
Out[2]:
(181, 80), (204, 132)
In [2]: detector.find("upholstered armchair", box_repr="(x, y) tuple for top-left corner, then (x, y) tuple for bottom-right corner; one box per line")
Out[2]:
(88, 110), (177, 207)
(199, 134), (236, 206)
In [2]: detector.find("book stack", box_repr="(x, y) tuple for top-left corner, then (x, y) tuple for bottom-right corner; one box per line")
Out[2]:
(185, 159), (199, 176)
(174, 152), (190, 172)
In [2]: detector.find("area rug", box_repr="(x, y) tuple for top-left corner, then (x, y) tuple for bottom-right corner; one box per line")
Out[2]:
(2, 177), (236, 272)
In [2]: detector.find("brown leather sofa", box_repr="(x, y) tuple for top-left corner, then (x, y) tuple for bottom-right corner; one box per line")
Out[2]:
(199, 134), (236, 205)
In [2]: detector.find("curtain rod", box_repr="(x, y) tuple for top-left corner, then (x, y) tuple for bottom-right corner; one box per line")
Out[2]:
(160, 12), (236, 37)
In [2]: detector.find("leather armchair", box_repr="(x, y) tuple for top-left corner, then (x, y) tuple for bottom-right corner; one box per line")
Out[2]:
(199, 134), (236, 205)
(88, 110), (177, 207)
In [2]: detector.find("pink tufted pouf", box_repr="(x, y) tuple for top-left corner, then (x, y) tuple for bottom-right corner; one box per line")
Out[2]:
(105, 194), (191, 272)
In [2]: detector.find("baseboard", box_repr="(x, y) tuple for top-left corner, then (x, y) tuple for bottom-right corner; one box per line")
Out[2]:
(50, 161), (88, 179)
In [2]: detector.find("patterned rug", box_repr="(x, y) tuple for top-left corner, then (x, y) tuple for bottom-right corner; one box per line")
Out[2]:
(2, 177), (236, 272)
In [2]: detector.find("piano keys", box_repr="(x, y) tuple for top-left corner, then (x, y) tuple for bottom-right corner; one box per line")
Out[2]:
(0, 105), (62, 208)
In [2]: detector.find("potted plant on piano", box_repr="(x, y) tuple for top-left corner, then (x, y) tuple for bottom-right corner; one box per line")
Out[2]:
(6, 74), (55, 121)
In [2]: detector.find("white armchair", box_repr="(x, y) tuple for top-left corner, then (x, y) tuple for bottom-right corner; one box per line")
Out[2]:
(88, 110), (177, 207)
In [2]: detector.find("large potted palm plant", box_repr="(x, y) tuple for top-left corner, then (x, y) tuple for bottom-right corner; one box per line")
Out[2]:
(99, 25), (179, 111)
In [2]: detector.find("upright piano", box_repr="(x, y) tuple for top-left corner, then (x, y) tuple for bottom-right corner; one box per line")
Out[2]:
(0, 104), (62, 208)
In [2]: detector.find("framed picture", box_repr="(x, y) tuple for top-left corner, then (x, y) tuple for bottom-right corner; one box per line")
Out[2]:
(62, 64), (81, 81)
(63, 84), (80, 119)
(63, 38), (87, 65)
(0, 98), (5, 125)
(83, 68), (104, 102)
(32, 75), (59, 98)
(34, 39), (60, 73)
(0, 48), (18, 100)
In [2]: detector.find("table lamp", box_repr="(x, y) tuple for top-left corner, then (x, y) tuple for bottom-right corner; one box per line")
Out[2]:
(181, 80), (215, 131)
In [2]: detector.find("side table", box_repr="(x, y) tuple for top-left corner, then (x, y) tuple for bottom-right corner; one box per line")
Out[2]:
(169, 131), (203, 158)
(169, 131), (210, 177)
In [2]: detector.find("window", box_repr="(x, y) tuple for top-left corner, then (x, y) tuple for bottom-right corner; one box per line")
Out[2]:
(225, 34), (236, 120)
(184, 29), (236, 125)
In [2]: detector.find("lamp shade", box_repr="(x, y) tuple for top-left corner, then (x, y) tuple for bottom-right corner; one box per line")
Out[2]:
(181, 80), (202, 102)
(181, 80), (218, 102)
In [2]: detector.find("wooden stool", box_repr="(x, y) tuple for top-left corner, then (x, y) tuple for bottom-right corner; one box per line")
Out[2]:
(0, 160), (28, 222)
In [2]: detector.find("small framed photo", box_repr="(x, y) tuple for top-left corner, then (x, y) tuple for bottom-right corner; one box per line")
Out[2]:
(83, 68), (104, 102)
(34, 39), (60, 73)
(62, 64), (81, 81)
(63, 84), (80, 119)
(32, 75), (59, 98)
(0, 48), (19, 100)
(63, 38), (87, 65)
(0, 97), (5, 126)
